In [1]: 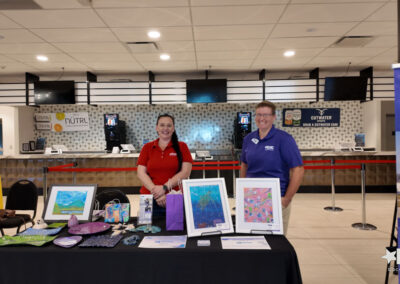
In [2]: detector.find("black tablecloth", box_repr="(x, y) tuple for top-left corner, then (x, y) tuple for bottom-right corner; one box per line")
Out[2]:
(0, 219), (302, 284)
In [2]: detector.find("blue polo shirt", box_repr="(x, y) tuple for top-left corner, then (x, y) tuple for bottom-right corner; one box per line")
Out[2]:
(241, 125), (303, 196)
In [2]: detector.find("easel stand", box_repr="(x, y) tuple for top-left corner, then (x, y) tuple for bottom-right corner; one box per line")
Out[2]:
(384, 198), (398, 284)
(201, 230), (222, 236)
(250, 229), (273, 235)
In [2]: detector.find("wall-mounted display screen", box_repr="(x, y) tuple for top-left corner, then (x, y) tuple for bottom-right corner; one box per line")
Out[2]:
(186, 79), (227, 103)
(238, 112), (251, 125)
(324, 76), (368, 101)
(34, 81), (75, 105)
(104, 114), (119, 127)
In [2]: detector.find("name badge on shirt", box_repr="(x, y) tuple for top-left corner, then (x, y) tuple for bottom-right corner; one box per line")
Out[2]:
(169, 153), (177, 156)
(265, 145), (274, 151)
(251, 138), (259, 144)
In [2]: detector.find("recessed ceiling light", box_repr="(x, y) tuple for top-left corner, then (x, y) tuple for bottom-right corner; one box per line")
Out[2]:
(284, 50), (295, 57)
(160, 54), (170, 61)
(147, 30), (160, 39)
(36, 55), (48, 62)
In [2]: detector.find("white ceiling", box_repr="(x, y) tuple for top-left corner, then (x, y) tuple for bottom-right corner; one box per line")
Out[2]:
(0, 0), (396, 77)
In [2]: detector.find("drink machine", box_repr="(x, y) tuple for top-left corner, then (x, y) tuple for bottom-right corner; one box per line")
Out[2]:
(104, 114), (126, 152)
(234, 112), (252, 149)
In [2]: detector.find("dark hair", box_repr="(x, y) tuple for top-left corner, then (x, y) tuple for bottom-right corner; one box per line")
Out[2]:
(256, 100), (276, 115)
(157, 113), (183, 172)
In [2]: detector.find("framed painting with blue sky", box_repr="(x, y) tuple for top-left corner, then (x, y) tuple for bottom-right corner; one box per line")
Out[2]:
(43, 184), (97, 223)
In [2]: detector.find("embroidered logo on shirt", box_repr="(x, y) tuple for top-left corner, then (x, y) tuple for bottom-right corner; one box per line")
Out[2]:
(264, 145), (274, 151)
(169, 153), (177, 156)
(251, 138), (259, 144)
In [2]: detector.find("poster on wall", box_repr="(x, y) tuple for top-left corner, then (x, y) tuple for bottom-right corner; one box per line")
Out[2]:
(282, 108), (340, 127)
(35, 112), (89, 132)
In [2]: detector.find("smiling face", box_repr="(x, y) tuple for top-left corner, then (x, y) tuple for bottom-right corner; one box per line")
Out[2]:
(156, 116), (175, 141)
(255, 106), (276, 132)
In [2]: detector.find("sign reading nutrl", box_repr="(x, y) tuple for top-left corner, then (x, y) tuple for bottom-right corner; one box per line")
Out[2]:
(282, 108), (340, 127)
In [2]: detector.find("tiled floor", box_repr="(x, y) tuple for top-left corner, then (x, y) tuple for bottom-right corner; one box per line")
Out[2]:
(2, 193), (398, 284)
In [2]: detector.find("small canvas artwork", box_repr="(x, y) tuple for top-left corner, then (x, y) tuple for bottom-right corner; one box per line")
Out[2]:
(244, 187), (273, 223)
(43, 184), (97, 222)
(53, 190), (88, 215)
(189, 184), (225, 229)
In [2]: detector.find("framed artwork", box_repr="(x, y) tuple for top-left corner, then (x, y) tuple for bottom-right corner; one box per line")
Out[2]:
(43, 184), (97, 223)
(235, 178), (283, 235)
(182, 178), (233, 238)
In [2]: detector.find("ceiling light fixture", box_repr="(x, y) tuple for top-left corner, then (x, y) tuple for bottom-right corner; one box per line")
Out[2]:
(148, 30), (161, 39)
(36, 55), (48, 62)
(284, 50), (295, 57)
(160, 54), (170, 61)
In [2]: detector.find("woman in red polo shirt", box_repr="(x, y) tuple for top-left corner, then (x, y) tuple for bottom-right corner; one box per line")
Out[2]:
(137, 113), (193, 215)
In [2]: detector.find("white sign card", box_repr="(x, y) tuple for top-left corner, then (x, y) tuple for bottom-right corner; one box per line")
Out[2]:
(221, 236), (271, 250)
(139, 236), (187, 249)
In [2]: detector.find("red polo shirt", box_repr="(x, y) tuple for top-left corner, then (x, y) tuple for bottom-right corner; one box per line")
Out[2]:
(137, 138), (193, 194)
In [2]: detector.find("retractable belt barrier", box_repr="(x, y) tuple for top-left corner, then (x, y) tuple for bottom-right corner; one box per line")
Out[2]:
(45, 159), (395, 231)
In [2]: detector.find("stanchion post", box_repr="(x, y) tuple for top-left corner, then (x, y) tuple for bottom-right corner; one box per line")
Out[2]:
(202, 157), (206, 179)
(217, 157), (220, 178)
(352, 163), (377, 230)
(43, 167), (48, 201)
(233, 164), (236, 198)
(324, 159), (343, 211)
(72, 161), (77, 184)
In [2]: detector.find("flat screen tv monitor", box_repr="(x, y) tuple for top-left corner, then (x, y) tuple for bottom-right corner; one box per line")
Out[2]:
(104, 114), (119, 127)
(324, 76), (368, 101)
(186, 79), (227, 103)
(34, 81), (75, 105)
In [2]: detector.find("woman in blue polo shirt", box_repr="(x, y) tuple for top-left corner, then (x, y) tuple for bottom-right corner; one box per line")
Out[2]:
(240, 101), (304, 235)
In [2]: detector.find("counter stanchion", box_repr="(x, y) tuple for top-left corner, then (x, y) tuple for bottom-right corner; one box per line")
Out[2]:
(43, 167), (48, 201)
(324, 159), (343, 212)
(217, 156), (220, 178)
(202, 158), (206, 179)
(352, 163), (377, 230)
(233, 164), (236, 199)
(72, 160), (77, 184)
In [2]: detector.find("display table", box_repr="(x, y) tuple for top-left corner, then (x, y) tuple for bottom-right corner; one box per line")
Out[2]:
(0, 220), (302, 284)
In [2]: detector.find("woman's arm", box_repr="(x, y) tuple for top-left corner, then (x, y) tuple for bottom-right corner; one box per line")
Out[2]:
(137, 165), (164, 198)
(164, 162), (192, 189)
(281, 165), (304, 208)
(240, 162), (248, 178)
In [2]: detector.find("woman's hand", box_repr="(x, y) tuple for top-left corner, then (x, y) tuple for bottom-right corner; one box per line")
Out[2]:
(152, 185), (165, 199)
(155, 194), (166, 207)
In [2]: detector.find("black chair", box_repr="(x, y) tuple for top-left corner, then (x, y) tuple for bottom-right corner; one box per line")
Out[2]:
(95, 189), (131, 215)
(0, 179), (38, 236)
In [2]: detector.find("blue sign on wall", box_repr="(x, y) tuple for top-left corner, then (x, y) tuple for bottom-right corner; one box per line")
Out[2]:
(282, 108), (340, 127)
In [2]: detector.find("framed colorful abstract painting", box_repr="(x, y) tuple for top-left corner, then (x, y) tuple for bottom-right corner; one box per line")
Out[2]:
(235, 178), (283, 235)
(182, 178), (233, 238)
(43, 184), (97, 223)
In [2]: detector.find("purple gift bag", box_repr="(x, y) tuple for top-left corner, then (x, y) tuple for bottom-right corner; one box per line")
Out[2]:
(166, 193), (184, 231)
